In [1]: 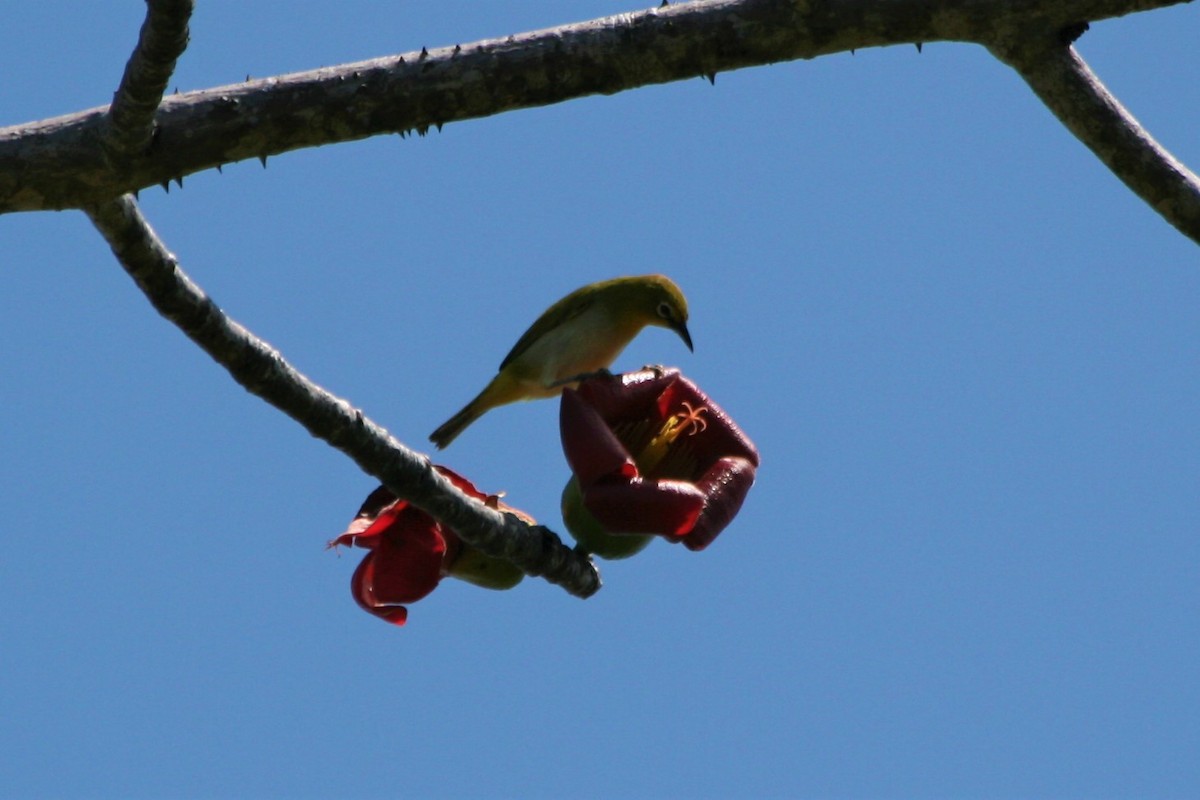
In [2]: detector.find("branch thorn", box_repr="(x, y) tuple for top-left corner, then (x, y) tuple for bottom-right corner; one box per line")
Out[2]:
(1059, 22), (1090, 45)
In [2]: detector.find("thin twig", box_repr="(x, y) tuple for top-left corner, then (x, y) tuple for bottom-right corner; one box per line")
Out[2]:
(993, 39), (1200, 245)
(82, 194), (602, 599)
(103, 0), (194, 165)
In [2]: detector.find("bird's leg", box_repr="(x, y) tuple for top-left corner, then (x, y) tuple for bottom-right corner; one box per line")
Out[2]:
(640, 363), (668, 378)
(548, 368), (615, 389)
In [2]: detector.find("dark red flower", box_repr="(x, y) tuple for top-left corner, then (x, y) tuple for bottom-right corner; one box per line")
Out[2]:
(559, 368), (759, 555)
(329, 467), (524, 626)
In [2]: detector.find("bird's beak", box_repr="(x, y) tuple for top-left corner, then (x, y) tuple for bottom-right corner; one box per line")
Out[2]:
(673, 320), (694, 352)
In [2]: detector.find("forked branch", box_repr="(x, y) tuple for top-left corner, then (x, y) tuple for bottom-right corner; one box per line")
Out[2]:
(103, 0), (194, 165)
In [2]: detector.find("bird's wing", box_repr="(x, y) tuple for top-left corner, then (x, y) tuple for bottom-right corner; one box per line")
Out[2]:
(498, 288), (595, 371)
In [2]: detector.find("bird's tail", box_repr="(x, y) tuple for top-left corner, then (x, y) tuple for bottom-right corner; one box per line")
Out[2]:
(429, 398), (486, 449)
(429, 374), (525, 449)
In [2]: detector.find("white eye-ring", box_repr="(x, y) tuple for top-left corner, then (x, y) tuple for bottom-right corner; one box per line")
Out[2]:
(656, 301), (673, 320)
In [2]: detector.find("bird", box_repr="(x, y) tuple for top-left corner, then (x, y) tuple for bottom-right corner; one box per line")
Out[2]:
(429, 274), (693, 449)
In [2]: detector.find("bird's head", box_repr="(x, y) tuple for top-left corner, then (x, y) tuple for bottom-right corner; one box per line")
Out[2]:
(631, 274), (692, 351)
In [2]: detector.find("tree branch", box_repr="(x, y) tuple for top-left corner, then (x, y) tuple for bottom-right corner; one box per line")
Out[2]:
(992, 38), (1200, 245)
(82, 194), (602, 599)
(102, 0), (194, 166)
(1, 0), (1186, 214)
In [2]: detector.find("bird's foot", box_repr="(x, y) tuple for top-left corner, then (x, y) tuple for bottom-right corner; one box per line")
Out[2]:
(549, 368), (614, 389)
(640, 363), (668, 377)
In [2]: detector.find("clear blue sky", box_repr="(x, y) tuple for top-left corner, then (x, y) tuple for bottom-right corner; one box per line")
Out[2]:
(2, 2), (1198, 797)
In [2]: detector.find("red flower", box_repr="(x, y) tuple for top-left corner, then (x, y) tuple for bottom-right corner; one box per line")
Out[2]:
(559, 368), (759, 556)
(329, 467), (524, 626)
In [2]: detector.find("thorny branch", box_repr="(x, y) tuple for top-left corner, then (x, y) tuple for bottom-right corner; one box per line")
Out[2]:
(1, 0), (1193, 240)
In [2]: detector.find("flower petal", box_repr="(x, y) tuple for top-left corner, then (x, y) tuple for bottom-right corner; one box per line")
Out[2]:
(561, 477), (654, 560)
(350, 556), (409, 625)
(654, 375), (760, 468)
(349, 511), (447, 625)
(329, 486), (408, 549)
(575, 368), (679, 421)
(682, 456), (758, 551)
(373, 519), (446, 601)
(582, 477), (706, 537)
(561, 388), (638, 484)
(437, 466), (488, 500)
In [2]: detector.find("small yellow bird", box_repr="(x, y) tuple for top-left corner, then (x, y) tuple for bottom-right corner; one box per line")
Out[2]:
(429, 274), (693, 449)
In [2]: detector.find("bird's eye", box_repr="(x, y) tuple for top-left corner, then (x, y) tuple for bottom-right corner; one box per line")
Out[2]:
(656, 301), (673, 320)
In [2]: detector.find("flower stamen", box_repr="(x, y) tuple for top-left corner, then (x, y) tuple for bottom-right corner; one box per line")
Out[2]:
(636, 402), (710, 475)
(671, 402), (709, 437)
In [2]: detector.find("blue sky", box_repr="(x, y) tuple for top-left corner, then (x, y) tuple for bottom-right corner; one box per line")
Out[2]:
(2, 2), (1198, 797)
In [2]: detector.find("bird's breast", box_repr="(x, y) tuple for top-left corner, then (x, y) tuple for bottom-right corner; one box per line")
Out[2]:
(510, 305), (641, 394)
